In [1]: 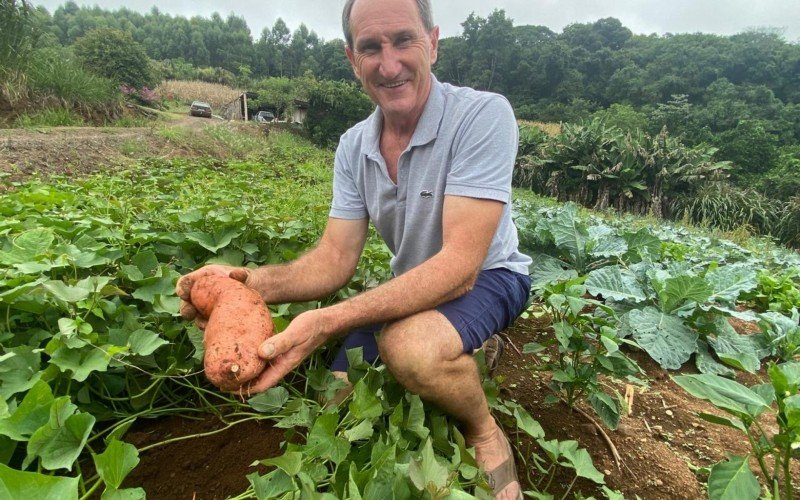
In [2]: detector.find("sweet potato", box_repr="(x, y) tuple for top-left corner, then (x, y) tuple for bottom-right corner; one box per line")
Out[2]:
(190, 274), (274, 391)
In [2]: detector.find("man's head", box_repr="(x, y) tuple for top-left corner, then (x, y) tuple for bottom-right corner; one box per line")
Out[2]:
(342, 0), (439, 123)
(341, 0), (434, 49)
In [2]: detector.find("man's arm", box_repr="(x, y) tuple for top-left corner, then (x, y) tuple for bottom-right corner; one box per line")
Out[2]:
(176, 217), (368, 322)
(247, 194), (504, 393)
(249, 217), (369, 304)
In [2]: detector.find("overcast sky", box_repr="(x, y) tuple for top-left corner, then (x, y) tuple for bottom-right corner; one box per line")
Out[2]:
(33, 0), (800, 43)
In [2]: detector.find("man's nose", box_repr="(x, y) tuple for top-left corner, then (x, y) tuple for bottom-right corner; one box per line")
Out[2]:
(378, 45), (402, 79)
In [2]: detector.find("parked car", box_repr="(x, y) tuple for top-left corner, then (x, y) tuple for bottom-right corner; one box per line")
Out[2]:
(254, 110), (275, 123)
(190, 101), (212, 118)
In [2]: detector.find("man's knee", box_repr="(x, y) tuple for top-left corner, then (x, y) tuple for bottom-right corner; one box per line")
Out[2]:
(377, 311), (463, 389)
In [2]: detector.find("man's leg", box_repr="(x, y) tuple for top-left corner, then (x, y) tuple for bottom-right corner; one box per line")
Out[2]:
(378, 310), (521, 500)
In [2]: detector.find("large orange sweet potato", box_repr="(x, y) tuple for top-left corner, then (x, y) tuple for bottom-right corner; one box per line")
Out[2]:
(190, 274), (274, 391)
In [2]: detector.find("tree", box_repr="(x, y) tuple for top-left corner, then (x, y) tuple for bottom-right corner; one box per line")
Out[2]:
(73, 27), (156, 88)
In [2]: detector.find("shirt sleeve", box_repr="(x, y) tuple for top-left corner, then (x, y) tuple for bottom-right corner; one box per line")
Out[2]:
(444, 95), (518, 203)
(329, 139), (369, 220)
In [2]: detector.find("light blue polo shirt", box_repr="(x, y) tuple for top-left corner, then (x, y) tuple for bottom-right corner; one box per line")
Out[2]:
(330, 75), (532, 277)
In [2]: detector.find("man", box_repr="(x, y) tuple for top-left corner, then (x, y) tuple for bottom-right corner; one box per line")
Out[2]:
(176, 0), (530, 497)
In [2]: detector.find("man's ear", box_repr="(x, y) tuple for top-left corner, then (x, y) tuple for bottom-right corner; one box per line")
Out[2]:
(345, 46), (361, 79)
(429, 26), (440, 65)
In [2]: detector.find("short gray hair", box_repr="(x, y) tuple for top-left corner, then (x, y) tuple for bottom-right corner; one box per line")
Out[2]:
(342, 0), (434, 48)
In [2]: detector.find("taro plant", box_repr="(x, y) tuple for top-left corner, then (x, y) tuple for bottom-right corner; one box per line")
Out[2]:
(673, 361), (800, 500)
(742, 268), (800, 314)
(523, 276), (640, 430)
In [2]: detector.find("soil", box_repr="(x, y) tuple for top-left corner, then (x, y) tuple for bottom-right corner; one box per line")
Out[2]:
(0, 108), (257, 188)
(3, 120), (797, 499)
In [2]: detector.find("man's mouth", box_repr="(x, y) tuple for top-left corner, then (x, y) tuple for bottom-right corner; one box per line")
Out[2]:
(381, 80), (409, 89)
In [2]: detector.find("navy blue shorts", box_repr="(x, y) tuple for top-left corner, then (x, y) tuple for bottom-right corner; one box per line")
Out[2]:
(329, 268), (532, 372)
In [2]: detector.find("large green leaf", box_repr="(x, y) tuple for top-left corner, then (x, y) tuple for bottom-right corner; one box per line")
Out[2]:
(673, 374), (770, 420)
(706, 264), (757, 306)
(50, 345), (112, 382)
(349, 379), (382, 420)
(708, 319), (761, 373)
(622, 228), (661, 262)
(26, 398), (95, 470)
(260, 451), (303, 476)
(93, 440), (140, 490)
(627, 307), (697, 369)
(707, 456), (759, 500)
(585, 266), (645, 303)
(588, 392), (620, 430)
(544, 203), (589, 270)
(529, 254), (578, 290)
(185, 227), (241, 252)
(305, 412), (350, 464)
(561, 446), (605, 484)
(408, 439), (449, 492)
(694, 340), (736, 377)
(659, 275), (711, 313)
(0, 463), (78, 500)
(247, 469), (295, 500)
(0, 380), (53, 441)
(0, 345), (43, 400)
(248, 387), (290, 413)
(0, 228), (54, 264)
(42, 281), (92, 304)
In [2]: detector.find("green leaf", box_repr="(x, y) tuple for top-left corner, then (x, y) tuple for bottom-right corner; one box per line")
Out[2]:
(93, 440), (140, 489)
(248, 387), (289, 413)
(131, 271), (179, 304)
(344, 419), (374, 442)
(695, 339), (736, 377)
(544, 203), (589, 270)
(0, 345), (42, 400)
(529, 254), (578, 290)
(42, 281), (91, 303)
(100, 487), (146, 500)
(696, 413), (748, 433)
(50, 345), (111, 382)
(0, 463), (78, 500)
(588, 392), (620, 430)
(185, 228), (241, 252)
(305, 412), (350, 464)
(0, 228), (54, 264)
(706, 264), (757, 306)
(405, 394), (429, 440)
(673, 374), (770, 420)
(512, 406), (544, 439)
(26, 400), (95, 470)
(708, 319), (760, 373)
(627, 307), (697, 370)
(247, 469), (295, 500)
(707, 456), (759, 500)
(125, 329), (168, 356)
(0, 380), (54, 441)
(623, 228), (661, 262)
(349, 379), (382, 420)
(660, 275), (711, 313)
(408, 439), (449, 492)
(585, 265), (645, 303)
(261, 451), (303, 476)
(562, 446), (605, 484)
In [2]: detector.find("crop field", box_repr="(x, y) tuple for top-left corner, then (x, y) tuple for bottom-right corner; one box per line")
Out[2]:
(1, 128), (799, 499)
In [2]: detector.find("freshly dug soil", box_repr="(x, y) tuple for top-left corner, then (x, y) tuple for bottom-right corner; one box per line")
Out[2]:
(121, 415), (285, 499)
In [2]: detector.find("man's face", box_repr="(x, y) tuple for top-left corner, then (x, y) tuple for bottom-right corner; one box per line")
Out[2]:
(345, 0), (439, 122)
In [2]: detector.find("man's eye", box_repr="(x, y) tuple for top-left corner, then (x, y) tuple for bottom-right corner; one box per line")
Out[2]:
(396, 37), (412, 46)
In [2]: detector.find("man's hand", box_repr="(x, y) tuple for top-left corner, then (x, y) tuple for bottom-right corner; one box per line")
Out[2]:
(235, 309), (332, 395)
(175, 264), (253, 329)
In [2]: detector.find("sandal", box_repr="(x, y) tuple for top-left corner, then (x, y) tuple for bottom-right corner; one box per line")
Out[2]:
(485, 428), (522, 499)
(483, 334), (505, 376)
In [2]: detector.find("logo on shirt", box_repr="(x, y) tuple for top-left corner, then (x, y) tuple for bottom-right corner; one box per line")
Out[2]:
(420, 190), (433, 199)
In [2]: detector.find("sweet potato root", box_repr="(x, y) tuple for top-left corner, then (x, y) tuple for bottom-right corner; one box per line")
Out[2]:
(190, 274), (274, 391)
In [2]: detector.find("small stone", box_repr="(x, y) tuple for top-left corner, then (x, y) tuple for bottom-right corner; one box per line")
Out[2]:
(666, 409), (674, 417)
(604, 469), (612, 476)
(655, 479), (664, 487)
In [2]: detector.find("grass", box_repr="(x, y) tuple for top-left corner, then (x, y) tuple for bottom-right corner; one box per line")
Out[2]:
(518, 120), (561, 136)
(14, 107), (84, 127)
(155, 80), (243, 111)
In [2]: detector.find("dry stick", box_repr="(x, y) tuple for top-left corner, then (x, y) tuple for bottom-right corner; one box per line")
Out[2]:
(500, 332), (522, 355)
(625, 384), (635, 416)
(560, 398), (622, 469)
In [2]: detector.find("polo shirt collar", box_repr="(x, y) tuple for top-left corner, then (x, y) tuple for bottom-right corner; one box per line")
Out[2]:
(361, 74), (445, 158)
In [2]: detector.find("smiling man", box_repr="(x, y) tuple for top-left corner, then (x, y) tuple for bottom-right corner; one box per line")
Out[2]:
(176, 0), (530, 497)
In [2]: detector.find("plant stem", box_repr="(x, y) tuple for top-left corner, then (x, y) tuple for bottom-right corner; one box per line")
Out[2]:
(78, 478), (103, 500)
(138, 416), (261, 453)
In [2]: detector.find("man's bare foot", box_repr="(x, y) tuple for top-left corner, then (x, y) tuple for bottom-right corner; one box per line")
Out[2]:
(467, 420), (522, 499)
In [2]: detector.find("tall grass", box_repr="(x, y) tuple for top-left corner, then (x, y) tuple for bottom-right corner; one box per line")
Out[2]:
(27, 47), (119, 108)
(0, 0), (35, 109)
(155, 80), (242, 110)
